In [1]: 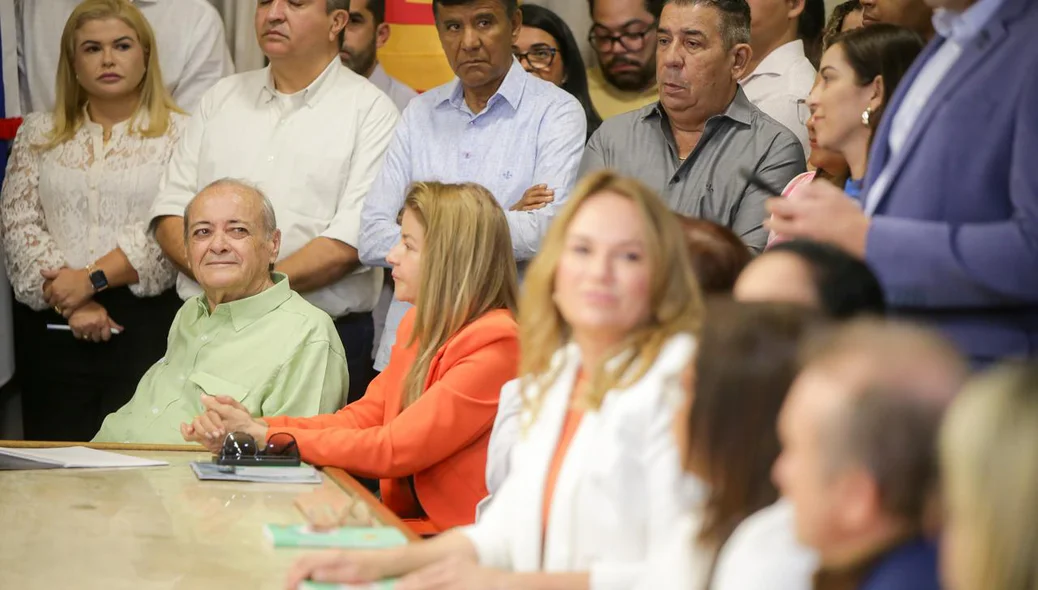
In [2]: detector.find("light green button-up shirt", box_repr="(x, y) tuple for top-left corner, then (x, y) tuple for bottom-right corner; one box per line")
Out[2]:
(93, 274), (348, 444)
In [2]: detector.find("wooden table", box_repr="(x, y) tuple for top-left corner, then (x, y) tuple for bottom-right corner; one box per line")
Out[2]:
(0, 442), (416, 590)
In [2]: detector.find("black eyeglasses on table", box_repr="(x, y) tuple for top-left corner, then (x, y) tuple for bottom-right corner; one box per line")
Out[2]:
(215, 431), (301, 467)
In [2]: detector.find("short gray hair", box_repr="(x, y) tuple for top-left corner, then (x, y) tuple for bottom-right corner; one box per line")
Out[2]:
(665, 0), (751, 50)
(183, 178), (277, 243)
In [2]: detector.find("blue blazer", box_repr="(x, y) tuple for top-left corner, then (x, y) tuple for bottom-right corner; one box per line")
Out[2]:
(862, 0), (1038, 362)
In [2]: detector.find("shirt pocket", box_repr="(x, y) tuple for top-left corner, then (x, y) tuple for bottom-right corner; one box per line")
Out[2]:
(287, 151), (350, 222)
(188, 371), (251, 404)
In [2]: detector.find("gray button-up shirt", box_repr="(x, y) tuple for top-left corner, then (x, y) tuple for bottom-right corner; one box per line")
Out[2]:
(580, 87), (806, 252)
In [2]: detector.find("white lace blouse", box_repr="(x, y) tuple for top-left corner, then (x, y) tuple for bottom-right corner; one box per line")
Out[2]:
(1, 111), (185, 310)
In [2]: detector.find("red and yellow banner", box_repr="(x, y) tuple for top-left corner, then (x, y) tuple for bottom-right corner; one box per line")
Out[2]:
(379, 0), (453, 92)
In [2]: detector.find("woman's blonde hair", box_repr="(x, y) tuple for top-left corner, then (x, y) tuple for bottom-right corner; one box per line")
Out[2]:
(519, 170), (704, 418)
(940, 362), (1038, 590)
(399, 182), (520, 408)
(41, 0), (182, 150)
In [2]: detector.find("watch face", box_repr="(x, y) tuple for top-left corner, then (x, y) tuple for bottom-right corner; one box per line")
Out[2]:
(90, 269), (108, 291)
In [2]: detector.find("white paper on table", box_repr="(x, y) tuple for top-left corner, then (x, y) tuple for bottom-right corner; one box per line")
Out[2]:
(0, 446), (169, 468)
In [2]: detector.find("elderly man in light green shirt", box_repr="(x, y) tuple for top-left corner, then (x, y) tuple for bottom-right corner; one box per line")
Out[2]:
(94, 179), (348, 444)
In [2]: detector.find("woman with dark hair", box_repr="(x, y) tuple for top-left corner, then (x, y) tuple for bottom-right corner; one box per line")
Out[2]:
(640, 300), (823, 589)
(768, 23), (922, 246)
(515, 4), (602, 140)
(735, 239), (886, 319)
(808, 24), (924, 200)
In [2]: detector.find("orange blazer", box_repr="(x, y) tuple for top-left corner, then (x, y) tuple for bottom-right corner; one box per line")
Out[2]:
(264, 307), (519, 533)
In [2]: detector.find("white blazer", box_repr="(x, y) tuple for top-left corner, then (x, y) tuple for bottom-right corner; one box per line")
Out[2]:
(461, 334), (695, 590)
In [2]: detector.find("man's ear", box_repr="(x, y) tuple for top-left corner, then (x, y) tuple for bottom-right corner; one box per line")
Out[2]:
(787, 0), (806, 21)
(376, 22), (391, 50)
(731, 42), (753, 79)
(270, 229), (282, 265)
(511, 7), (523, 43)
(330, 8), (349, 41)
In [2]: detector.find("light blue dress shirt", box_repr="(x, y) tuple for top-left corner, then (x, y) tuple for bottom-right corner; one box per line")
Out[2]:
(359, 58), (586, 369)
(864, 0), (1007, 214)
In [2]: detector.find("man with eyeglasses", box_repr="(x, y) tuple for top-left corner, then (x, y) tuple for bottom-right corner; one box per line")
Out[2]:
(359, 0), (584, 374)
(586, 0), (665, 119)
(580, 0), (806, 254)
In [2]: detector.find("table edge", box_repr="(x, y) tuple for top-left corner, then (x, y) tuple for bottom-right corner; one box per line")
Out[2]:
(1, 440), (419, 541)
(322, 467), (421, 542)
(0, 440), (205, 452)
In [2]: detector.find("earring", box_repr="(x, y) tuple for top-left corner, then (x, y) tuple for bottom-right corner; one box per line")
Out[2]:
(861, 107), (872, 127)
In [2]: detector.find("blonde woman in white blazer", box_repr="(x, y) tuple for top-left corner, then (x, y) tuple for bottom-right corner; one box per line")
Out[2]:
(286, 171), (704, 590)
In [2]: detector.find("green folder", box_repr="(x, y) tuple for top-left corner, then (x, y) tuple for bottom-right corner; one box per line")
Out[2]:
(265, 524), (408, 549)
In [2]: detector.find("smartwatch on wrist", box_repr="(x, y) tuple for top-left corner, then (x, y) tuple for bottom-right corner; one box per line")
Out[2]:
(86, 264), (109, 293)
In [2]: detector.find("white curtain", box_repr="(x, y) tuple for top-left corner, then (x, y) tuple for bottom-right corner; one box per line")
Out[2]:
(206, 0), (265, 73)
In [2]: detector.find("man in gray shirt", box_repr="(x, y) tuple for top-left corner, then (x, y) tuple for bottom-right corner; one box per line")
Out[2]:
(580, 0), (805, 252)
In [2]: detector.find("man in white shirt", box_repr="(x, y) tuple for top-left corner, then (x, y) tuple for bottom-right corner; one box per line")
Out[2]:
(741, 0), (822, 156)
(16, 0), (233, 113)
(340, 0), (418, 113)
(150, 0), (399, 404)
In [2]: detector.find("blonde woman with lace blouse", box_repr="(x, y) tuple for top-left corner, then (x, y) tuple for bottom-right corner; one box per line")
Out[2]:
(0, 0), (185, 441)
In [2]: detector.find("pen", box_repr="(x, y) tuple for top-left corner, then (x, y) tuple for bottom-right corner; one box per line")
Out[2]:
(46, 324), (122, 335)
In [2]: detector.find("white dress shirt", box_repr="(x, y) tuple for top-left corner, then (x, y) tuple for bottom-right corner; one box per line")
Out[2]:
(741, 40), (816, 158)
(151, 58), (400, 318)
(369, 63), (418, 114)
(462, 335), (695, 590)
(1, 110), (184, 311)
(17, 0), (233, 113)
(711, 500), (819, 590)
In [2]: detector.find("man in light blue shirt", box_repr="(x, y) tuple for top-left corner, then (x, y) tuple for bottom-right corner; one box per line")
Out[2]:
(359, 0), (585, 371)
(768, 0), (1038, 364)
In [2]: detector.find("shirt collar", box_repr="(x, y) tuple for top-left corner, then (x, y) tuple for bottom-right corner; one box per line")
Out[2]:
(932, 0), (1006, 42)
(438, 58), (528, 114)
(369, 62), (391, 89)
(192, 272), (293, 332)
(743, 40), (808, 79)
(259, 57), (341, 108)
(643, 85), (754, 127)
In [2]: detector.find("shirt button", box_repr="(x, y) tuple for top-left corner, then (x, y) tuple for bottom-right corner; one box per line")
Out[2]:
(200, 335), (209, 342)
(267, 156), (275, 162)
(151, 408), (159, 415)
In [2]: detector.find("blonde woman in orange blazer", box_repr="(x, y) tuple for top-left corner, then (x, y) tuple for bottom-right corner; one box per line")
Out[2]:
(182, 182), (520, 535)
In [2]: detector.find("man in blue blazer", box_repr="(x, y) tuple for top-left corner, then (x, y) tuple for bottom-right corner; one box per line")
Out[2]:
(769, 0), (1038, 364)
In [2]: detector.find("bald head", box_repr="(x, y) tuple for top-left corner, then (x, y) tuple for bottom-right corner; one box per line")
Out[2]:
(183, 178), (282, 308)
(184, 179), (277, 243)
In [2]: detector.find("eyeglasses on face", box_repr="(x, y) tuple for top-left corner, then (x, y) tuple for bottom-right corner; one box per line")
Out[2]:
(513, 46), (558, 70)
(588, 23), (656, 53)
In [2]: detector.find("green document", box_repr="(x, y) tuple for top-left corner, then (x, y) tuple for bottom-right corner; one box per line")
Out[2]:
(265, 524), (408, 549)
